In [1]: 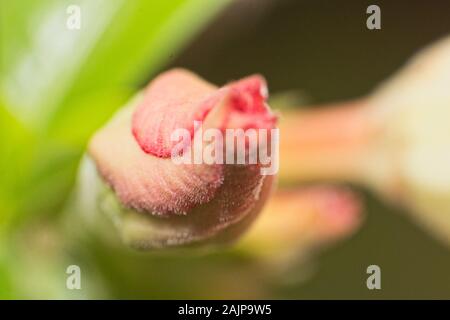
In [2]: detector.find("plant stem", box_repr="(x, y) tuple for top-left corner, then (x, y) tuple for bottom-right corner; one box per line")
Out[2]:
(278, 99), (377, 185)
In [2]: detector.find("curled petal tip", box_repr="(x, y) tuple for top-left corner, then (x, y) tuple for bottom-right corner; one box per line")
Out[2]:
(132, 69), (276, 157)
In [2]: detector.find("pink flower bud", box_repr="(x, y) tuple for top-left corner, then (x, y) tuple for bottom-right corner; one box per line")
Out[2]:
(87, 69), (277, 249)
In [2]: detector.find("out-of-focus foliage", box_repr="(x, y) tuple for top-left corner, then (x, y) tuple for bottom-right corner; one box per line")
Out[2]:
(0, 0), (230, 231)
(0, 0), (230, 298)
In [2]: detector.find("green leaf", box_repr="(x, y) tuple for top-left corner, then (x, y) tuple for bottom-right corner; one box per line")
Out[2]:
(0, 0), (230, 228)
(0, 0), (230, 129)
(0, 102), (35, 229)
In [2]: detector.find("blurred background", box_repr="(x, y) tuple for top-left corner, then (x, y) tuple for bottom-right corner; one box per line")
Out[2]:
(0, 0), (449, 299)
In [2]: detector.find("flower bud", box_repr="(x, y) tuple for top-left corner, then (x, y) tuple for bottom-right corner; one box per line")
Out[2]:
(83, 69), (277, 249)
(367, 36), (450, 244)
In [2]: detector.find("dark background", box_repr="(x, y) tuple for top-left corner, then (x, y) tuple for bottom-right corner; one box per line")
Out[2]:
(166, 0), (450, 298)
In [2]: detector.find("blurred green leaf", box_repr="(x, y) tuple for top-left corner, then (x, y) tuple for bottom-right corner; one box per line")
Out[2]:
(0, 102), (35, 229)
(0, 0), (230, 229)
(0, 0), (230, 128)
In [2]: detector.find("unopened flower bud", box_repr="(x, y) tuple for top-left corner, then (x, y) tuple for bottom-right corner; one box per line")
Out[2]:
(82, 69), (277, 249)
